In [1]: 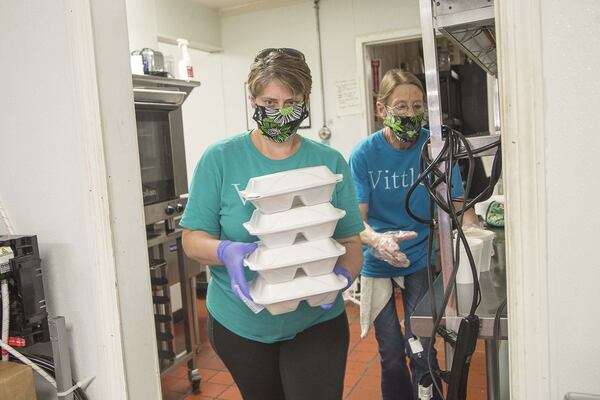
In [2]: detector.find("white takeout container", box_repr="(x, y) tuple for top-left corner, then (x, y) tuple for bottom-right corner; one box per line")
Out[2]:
(244, 238), (346, 284)
(250, 272), (347, 315)
(243, 203), (346, 248)
(240, 166), (343, 214)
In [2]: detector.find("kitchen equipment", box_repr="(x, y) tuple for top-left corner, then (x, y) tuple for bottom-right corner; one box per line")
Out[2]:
(249, 272), (347, 315)
(132, 74), (202, 388)
(243, 203), (346, 248)
(244, 238), (345, 284)
(240, 166), (343, 214)
(138, 48), (166, 76)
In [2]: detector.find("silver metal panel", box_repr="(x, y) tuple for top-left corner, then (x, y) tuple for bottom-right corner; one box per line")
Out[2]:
(564, 394), (600, 400)
(434, 0), (494, 16)
(435, 6), (494, 28)
(133, 88), (186, 106)
(132, 74), (200, 96)
(169, 109), (189, 198)
(49, 317), (73, 400)
(420, 0), (458, 327)
(144, 198), (187, 226)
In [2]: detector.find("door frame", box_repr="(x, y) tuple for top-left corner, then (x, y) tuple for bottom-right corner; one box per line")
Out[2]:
(355, 28), (423, 137)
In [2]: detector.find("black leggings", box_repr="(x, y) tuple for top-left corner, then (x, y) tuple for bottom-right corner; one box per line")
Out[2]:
(208, 312), (350, 400)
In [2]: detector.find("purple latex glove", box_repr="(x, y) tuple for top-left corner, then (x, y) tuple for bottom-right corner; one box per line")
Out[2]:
(320, 266), (353, 310)
(217, 240), (258, 302)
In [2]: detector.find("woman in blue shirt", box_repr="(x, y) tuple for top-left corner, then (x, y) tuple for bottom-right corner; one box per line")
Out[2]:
(349, 69), (478, 400)
(180, 48), (364, 400)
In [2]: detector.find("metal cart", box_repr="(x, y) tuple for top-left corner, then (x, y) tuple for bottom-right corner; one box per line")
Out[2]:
(411, 1), (507, 399)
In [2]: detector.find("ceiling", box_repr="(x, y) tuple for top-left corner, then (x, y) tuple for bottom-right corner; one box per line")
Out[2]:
(188, 0), (306, 13)
(189, 0), (267, 10)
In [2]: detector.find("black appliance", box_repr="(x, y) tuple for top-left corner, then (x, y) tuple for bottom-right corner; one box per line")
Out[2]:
(0, 235), (49, 346)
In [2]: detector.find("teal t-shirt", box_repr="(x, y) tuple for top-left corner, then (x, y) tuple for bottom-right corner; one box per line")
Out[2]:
(180, 132), (364, 344)
(349, 129), (465, 278)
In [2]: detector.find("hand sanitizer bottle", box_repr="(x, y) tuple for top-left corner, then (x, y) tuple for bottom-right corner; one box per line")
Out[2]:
(176, 38), (194, 80)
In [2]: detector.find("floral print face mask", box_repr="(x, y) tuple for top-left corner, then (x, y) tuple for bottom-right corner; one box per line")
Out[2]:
(383, 111), (426, 143)
(252, 103), (309, 143)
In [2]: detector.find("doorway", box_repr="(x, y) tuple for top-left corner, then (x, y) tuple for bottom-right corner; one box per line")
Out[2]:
(357, 32), (490, 137)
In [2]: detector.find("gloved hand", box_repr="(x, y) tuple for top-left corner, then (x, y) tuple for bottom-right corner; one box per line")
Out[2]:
(217, 240), (258, 302)
(368, 230), (418, 268)
(320, 265), (353, 310)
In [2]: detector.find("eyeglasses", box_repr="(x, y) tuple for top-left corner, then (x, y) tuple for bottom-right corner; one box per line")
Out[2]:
(386, 102), (427, 116)
(254, 48), (306, 62)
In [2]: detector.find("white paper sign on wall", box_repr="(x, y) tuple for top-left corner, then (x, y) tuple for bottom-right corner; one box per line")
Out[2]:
(335, 79), (361, 117)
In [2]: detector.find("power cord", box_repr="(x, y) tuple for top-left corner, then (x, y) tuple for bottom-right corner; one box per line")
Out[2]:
(406, 126), (502, 399)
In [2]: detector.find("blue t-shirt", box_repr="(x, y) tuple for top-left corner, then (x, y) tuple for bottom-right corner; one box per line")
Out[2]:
(180, 132), (364, 343)
(349, 129), (464, 277)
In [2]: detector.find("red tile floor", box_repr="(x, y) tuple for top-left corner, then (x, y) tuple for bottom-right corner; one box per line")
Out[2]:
(162, 292), (488, 400)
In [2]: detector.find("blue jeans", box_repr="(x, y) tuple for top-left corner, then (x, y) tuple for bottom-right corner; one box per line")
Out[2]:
(373, 268), (443, 400)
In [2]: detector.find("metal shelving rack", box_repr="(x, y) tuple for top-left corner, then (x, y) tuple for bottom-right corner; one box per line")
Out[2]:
(413, 1), (507, 399)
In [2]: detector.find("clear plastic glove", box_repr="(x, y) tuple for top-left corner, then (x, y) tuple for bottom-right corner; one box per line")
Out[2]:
(320, 266), (354, 310)
(369, 230), (418, 268)
(217, 240), (258, 302)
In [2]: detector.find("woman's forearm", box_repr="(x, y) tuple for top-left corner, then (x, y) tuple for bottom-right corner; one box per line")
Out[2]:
(336, 235), (363, 280)
(182, 229), (222, 265)
(358, 222), (378, 247)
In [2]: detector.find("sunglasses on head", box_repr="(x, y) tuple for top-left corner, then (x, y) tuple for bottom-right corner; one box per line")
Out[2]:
(254, 48), (306, 62)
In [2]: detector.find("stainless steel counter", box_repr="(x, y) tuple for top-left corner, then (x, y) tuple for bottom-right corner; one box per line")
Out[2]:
(410, 227), (508, 339)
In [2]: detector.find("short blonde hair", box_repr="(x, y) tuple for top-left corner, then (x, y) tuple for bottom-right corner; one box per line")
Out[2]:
(377, 69), (425, 106)
(247, 50), (312, 101)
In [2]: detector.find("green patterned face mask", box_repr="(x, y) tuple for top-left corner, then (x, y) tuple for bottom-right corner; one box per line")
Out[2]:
(252, 103), (309, 143)
(383, 112), (425, 143)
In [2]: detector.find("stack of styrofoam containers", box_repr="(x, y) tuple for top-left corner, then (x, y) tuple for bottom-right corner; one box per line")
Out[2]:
(240, 166), (349, 315)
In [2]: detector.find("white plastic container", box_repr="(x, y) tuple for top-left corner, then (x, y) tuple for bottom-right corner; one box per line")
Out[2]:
(240, 166), (343, 214)
(176, 38), (194, 80)
(250, 272), (347, 315)
(454, 236), (483, 285)
(244, 238), (346, 283)
(464, 229), (495, 272)
(243, 203), (346, 248)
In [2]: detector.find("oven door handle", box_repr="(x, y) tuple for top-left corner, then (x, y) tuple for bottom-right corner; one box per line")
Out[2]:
(133, 88), (186, 107)
(134, 101), (180, 110)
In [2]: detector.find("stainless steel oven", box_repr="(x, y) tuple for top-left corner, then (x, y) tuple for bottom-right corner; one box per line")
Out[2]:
(134, 83), (188, 206)
(132, 75), (203, 388)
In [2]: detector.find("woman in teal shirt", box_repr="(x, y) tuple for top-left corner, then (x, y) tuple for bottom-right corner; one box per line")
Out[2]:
(181, 48), (364, 400)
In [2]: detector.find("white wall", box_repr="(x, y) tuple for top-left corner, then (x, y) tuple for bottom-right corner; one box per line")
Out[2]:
(218, 0), (421, 158)
(156, 0), (222, 52)
(541, 0), (600, 396)
(1, 1), (160, 399)
(125, 0), (159, 52)
(158, 43), (227, 175)
(498, 0), (600, 398)
(92, 0), (162, 398)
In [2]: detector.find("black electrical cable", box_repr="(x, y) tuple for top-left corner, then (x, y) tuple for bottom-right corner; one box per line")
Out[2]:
(9, 352), (89, 400)
(405, 126), (502, 399)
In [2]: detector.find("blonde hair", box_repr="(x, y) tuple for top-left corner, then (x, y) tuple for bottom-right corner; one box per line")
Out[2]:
(247, 51), (312, 101)
(377, 69), (425, 106)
